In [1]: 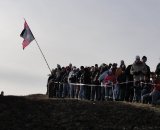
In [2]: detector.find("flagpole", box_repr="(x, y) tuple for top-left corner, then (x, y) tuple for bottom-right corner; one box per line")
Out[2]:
(34, 39), (52, 73)
(21, 19), (52, 73)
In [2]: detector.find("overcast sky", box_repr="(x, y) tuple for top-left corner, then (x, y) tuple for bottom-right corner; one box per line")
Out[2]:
(0, 0), (160, 95)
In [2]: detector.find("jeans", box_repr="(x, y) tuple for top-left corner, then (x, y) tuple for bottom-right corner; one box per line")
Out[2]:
(91, 85), (99, 100)
(105, 85), (113, 99)
(134, 86), (141, 102)
(79, 85), (85, 100)
(114, 84), (120, 100)
(134, 81), (142, 102)
(69, 84), (76, 98)
(62, 83), (69, 97)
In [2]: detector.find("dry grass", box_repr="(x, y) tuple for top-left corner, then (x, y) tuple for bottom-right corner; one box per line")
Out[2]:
(0, 94), (160, 130)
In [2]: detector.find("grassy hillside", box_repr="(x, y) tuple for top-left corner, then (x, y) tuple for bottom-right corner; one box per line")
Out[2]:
(0, 95), (160, 130)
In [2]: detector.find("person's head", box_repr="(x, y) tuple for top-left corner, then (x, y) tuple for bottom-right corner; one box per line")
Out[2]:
(142, 56), (147, 63)
(121, 64), (126, 71)
(120, 60), (124, 65)
(72, 66), (76, 71)
(112, 63), (117, 69)
(69, 63), (72, 69)
(80, 66), (84, 70)
(57, 64), (61, 69)
(90, 66), (95, 72)
(135, 55), (140, 63)
(108, 63), (112, 69)
(66, 66), (70, 72)
(100, 63), (106, 68)
(95, 64), (98, 68)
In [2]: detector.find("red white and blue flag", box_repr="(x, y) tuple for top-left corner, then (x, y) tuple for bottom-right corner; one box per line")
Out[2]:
(20, 21), (35, 49)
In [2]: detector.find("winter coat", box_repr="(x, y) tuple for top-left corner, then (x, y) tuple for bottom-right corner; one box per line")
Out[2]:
(104, 74), (116, 86)
(130, 61), (147, 82)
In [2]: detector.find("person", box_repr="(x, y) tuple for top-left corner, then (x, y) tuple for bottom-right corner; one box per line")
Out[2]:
(125, 64), (134, 102)
(0, 91), (4, 96)
(150, 78), (160, 105)
(155, 62), (160, 79)
(54, 64), (62, 98)
(68, 66), (77, 98)
(120, 60), (126, 70)
(79, 66), (85, 100)
(60, 67), (69, 98)
(130, 55), (147, 102)
(147, 63), (160, 105)
(47, 69), (56, 98)
(98, 64), (109, 101)
(142, 72), (157, 104)
(141, 56), (151, 99)
(116, 64), (126, 101)
(141, 56), (150, 82)
(81, 67), (91, 100)
(90, 65), (100, 101)
(104, 69), (116, 101)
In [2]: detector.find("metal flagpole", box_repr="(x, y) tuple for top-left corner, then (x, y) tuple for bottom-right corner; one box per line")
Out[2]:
(23, 19), (52, 73)
(34, 39), (52, 73)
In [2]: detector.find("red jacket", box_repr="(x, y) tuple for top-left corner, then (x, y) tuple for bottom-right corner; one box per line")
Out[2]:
(104, 74), (116, 85)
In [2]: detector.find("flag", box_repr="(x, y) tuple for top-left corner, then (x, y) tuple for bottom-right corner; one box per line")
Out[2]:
(20, 21), (35, 49)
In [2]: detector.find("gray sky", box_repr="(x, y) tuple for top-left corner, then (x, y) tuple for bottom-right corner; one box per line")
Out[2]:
(0, 0), (160, 95)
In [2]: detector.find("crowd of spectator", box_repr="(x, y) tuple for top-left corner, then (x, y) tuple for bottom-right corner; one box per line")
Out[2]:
(47, 55), (160, 105)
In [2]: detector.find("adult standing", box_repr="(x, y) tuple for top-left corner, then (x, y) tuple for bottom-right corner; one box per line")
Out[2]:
(141, 56), (151, 98)
(130, 56), (147, 102)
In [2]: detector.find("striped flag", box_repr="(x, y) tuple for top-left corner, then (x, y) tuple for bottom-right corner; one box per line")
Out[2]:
(20, 21), (35, 49)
